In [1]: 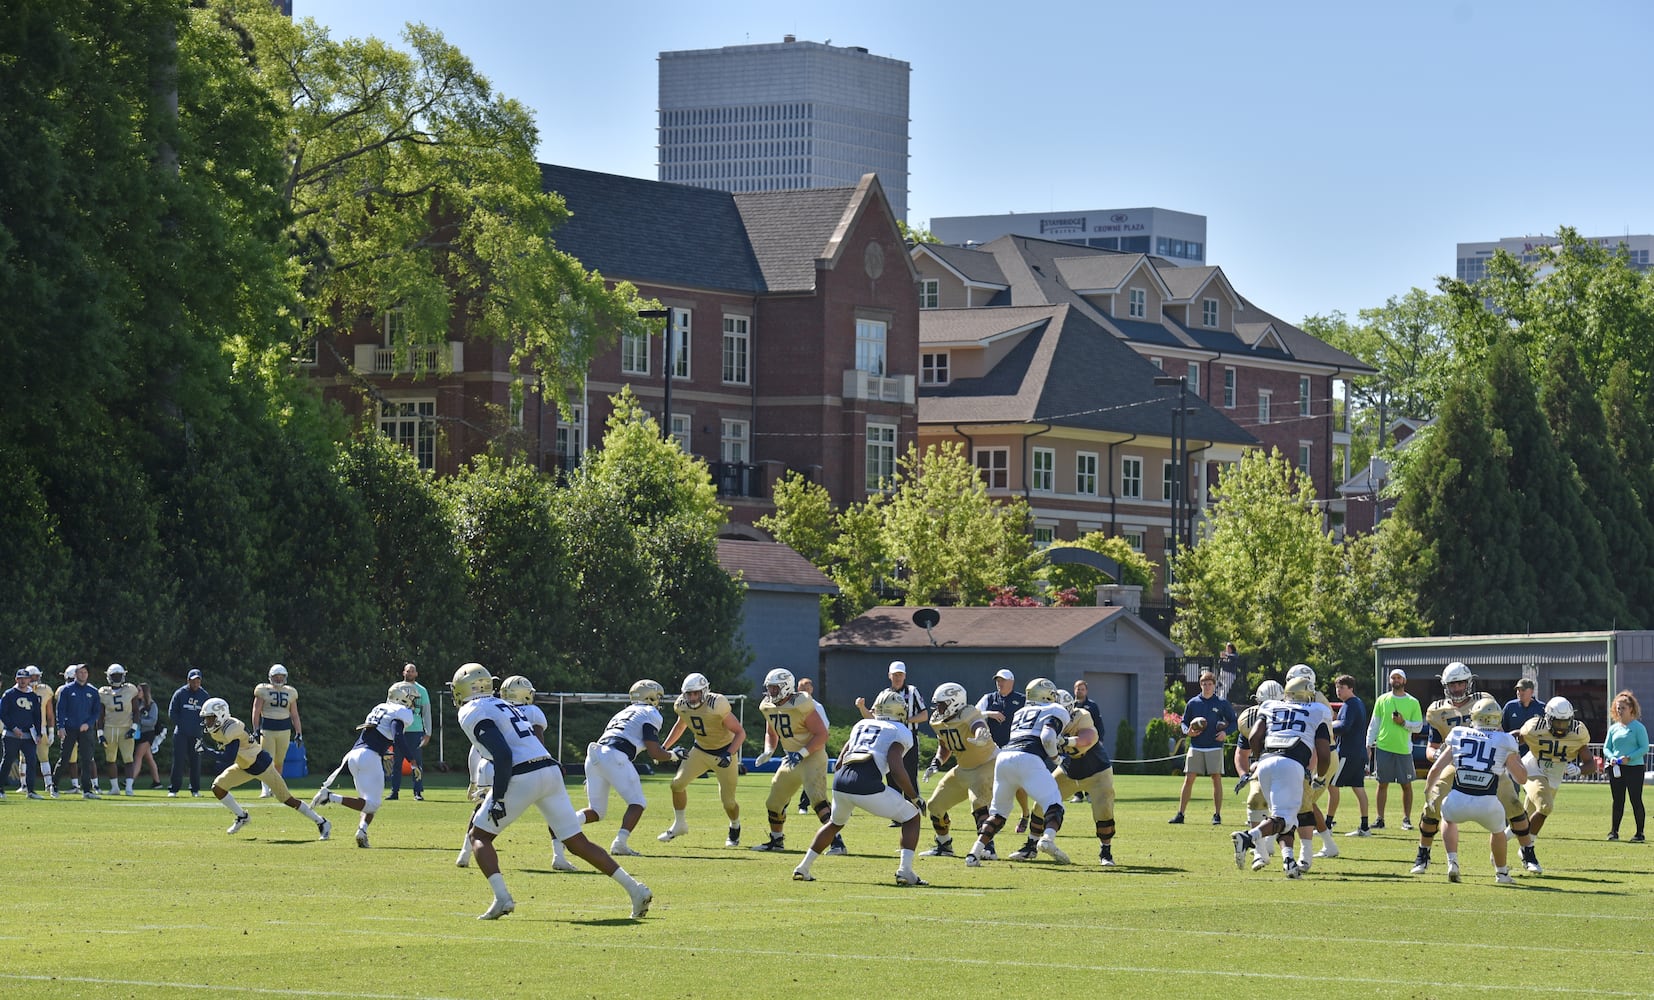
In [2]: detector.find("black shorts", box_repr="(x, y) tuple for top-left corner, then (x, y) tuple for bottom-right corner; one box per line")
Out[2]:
(1334, 750), (1365, 787)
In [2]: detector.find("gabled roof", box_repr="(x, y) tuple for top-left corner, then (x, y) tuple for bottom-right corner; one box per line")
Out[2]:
(1238, 298), (1375, 373)
(1050, 254), (1144, 293)
(539, 163), (765, 293)
(735, 173), (914, 293)
(1154, 264), (1242, 310)
(918, 304), (1257, 446)
(916, 243), (1010, 287)
(716, 540), (838, 595)
(820, 605), (1180, 655)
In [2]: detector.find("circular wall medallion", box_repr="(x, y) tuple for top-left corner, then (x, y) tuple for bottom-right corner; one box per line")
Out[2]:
(864, 240), (885, 278)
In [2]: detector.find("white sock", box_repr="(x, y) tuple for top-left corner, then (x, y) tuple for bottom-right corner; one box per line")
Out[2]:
(458, 831), (473, 860)
(486, 872), (511, 902)
(899, 848), (916, 870)
(673, 809), (687, 828)
(220, 792), (242, 815)
(1260, 835), (1276, 858)
(1319, 829), (1335, 848)
(614, 828), (631, 845)
(552, 839), (568, 861)
(796, 848), (820, 875)
(298, 803), (322, 822)
(610, 867), (640, 891)
(1446, 851), (1459, 864)
(125, 778), (134, 793)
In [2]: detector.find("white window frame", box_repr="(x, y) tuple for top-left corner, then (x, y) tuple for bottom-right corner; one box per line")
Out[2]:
(1186, 361), (1200, 397)
(1032, 523), (1056, 548)
(669, 413), (691, 451)
(866, 421), (897, 491)
(855, 318), (887, 376)
(379, 398), (437, 471)
(555, 406), (584, 463)
(1258, 389), (1272, 425)
(1031, 447), (1055, 493)
(1076, 452), (1098, 496)
(921, 351), (950, 386)
(1202, 298), (1219, 327)
(1162, 459), (1175, 502)
(1298, 441), (1312, 475)
(722, 419), (749, 463)
(1149, 356), (1163, 370)
(919, 279), (939, 310)
(1128, 287), (1146, 319)
(974, 447), (1009, 490)
(670, 308), (691, 379)
(1121, 455), (1143, 499)
(382, 309), (407, 346)
(1223, 366), (1236, 409)
(1299, 375), (1312, 417)
(721, 315), (749, 385)
(621, 326), (650, 375)
(1121, 528), (1145, 552)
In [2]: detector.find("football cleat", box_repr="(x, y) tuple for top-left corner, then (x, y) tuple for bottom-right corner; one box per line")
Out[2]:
(477, 897), (515, 920)
(1284, 858), (1303, 879)
(1372, 818), (1385, 829)
(1009, 845), (1038, 861)
(825, 836), (847, 856)
(1314, 843), (1340, 859)
(1015, 816), (1029, 833)
(551, 856), (577, 873)
(27, 792), (44, 800)
(1295, 857), (1312, 875)
(611, 840), (642, 857)
(894, 869), (928, 886)
(1211, 813), (1222, 825)
(1343, 827), (1372, 837)
(1401, 819), (1413, 832)
(920, 839), (955, 857)
(725, 826), (741, 847)
(1495, 871), (1516, 885)
(1524, 857), (1543, 874)
(455, 851), (470, 868)
(1410, 848), (1430, 875)
(311, 787), (332, 809)
(1038, 836), (1070, 865)
(1232, 831), (1253, 870)
(1447, 860), (1461, 883)
(977, 844), (999, 861)
(657, 824), (688, 842)
(751, 836), (785, 852)
(792, 869), (814, 881)
(227, 812), (250, 835)
(123, 787), (134, 797)
(1251, 853), (1269, 872)
(317, 818), (332, 841)
(963, 851), (982, 868)
(628, 882), (653, 919)
(356, 827), (370, 849)
(1167, 812), (1185, 824)
(258, 788), (274, 798)
(1098, 845), (1115, 867)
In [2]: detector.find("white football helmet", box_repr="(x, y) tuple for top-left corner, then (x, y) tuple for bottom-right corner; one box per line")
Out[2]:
(450, 662), (493, 707)
(1253, 680), (1285, 704)
(1440, 662), (1475, 706)
(930, 682), (967, 724)
(200, 697), (231, 731)
(871, 688), (908, 722)
(1053, 689), (1076, 711)
(1025, 677), (1058, 704)
(1284, 676), (1316, 703)
(269, 664), (288, 682)
(1470, 695), (1502, 731)
(763, 668), (795, 703)
(24, 665), (42, 679)
(65, 665), (78, 681)
(681, 672), (710, 708)
(499, 675), (535, 706)
(1286, 663), (1316, 685)
(388, 681), (420, 709)
(106, 663), (126, 683)
(1545, 696), (1574, 736)
(629, 679), (664, 707)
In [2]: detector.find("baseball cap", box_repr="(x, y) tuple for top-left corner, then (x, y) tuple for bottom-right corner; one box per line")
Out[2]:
(187, 668), (203, 680)
(1515, 677), (1535, 691)
(1388, 668), (1406, 681)
(888, 660), (907, 675)
(994, 668), (1015, 682)
(15, 668), (29, 679)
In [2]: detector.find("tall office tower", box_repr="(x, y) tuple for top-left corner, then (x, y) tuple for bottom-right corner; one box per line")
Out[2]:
(658, 36), (910, 220)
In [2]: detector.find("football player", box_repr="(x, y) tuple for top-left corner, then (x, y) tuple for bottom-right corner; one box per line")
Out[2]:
(1230, 676), (1332, 879)
(1516, 696), (1594, 864)
(963, 678), (1072, 866)
(312, 682), (416, 847)
(451, 662), (653, 921)
(1049, 689), (1118, 866)
(197, 697), (331, 841)
(98, 664), (140, 796)
(24, 666), (55, 796)
(920, 682), (998, 860)
(1232, 680), (1284, 870)
(657, 672), (746, 847)
(1284, 664), (1340, 866)
(455, 674), (578, 871)
(751, 668), (843, 855)
(250, 664), (303, 799)
(1425, 695), (1530, 884)
(791, 689), (927, 886)
(578, 679), (681, 857)
(1411, 661), (1501, 874)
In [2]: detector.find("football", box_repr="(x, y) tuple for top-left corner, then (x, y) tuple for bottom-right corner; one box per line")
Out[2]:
(1187, 717), (1207, 736)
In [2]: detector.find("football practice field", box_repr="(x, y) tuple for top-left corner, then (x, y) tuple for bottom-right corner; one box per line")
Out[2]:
(5, 772), (1649, 999)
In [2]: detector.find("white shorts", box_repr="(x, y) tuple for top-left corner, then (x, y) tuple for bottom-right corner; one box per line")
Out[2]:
(344, 746), (386, 812)
(469, 746), (493, 793)
(1255, 753), (1306, 821)
(828, 784), (920, 826)
(989, 750), (1062, 820)
(584, 742), (646, 817)
(1440, 789), (1506, 833)
(471, 760), (582, 841)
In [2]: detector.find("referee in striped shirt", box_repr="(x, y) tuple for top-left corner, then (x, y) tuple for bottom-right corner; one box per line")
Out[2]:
(856, 661), (929, 796)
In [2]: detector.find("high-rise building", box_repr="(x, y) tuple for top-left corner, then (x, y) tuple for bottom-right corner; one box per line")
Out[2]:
(931, 207), (1208, 265)
(1456, 232), (1653, 284)
(657, 36), (910, 220)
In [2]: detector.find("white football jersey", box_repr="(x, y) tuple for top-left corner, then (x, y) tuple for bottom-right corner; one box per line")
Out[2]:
(599, 703), (663, 753)
(355, 702), (414, 755)
(1443, 725), (1519, 793)
(521, 703), (548, 732)
(458, 696), (548, 764)
(1005, 703), (1071, 757)
(1259, 699), (1334, 754)
(839, 718), (913, 777)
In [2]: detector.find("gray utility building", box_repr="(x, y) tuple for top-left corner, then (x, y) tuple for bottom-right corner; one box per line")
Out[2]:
(820, 605), (1180, 757)
(716, 540), (837, 693)
(657, 36), (911, 220)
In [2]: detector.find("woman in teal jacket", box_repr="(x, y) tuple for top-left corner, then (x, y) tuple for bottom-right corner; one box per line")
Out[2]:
(1603, 690), (1648, 842)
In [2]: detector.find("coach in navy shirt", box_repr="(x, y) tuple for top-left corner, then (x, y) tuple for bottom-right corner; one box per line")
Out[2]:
(1504, 678), (1545, 733)
(55, 664), (102, 797)
(168, 669), (212, 796)
(976, 669), (1023, 749)
(2, 670), (45, 797)
(1329, 673), (1371, 833)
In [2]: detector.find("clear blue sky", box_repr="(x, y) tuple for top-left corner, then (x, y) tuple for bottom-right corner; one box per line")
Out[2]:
(295, 0), (1653, 325)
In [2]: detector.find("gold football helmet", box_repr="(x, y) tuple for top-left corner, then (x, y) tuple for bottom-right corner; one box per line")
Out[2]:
(1025, 677), (1058, 704)
(450, 662), (494, 707)
(629, 679), (664, 707)
(871, 688), (908, 722)
(1470, 695), (1502, 730)
(1284, 676), (1316, 703)
(499, 675), (536, 706)
(388, 681), (420, 709)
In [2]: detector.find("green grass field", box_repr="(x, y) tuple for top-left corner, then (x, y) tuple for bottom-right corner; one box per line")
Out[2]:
(4, 770), (1649, 999)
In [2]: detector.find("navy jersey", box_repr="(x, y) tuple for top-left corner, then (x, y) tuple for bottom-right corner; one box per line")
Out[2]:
(353, 701), (413, 755)
(1005, 703), (1070, 758)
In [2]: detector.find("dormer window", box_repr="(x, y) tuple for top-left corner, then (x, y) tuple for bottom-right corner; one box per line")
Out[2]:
(1202, 298), (1219, 327)
(1128, 287), (1146, 319)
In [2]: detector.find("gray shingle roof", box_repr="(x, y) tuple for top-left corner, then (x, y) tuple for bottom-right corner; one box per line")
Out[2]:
(920, 244), (1009, 286)
(1051, 254), (1141, 292)
(732, 187), (858, 293)
(716, 540), (838, 594)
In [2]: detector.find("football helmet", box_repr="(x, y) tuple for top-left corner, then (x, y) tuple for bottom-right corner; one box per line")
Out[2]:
(24, 665), (41, 678)
(1284, 676), (1316, 703)
(499, 675), (535, 706)
(871, 688), (908, 722)
(629, 679), (664, 707)
(1286, 663), (1316, 686)
(930, 682), (967, 724)
(65, 665), (78, 681)
(388, 681), (421, 708)
(681, 672), (710, 708)
(1025, 677), (1058, 704)
(106, 663), (126, 682)
(763, 668), (795, 703)
(1439, 662), (1475, 706)
(450, 662), (494, 707)
(1253, 680), (1285, 704)
(200, 697), (231, 731)
(1545, 696), (1574, 737)
(1470, 695), (1502, 731)
(269, 664), (288, 682)
(1053, 689), (1076, 711)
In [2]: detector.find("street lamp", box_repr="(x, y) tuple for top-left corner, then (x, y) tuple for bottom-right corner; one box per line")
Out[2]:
(1152, 374), (1189, 588)
(636, 309), (671, 440)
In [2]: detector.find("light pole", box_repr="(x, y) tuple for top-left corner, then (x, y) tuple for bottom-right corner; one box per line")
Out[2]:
(1153, 374), (1188, 588)
(636, 309), (671, 440)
